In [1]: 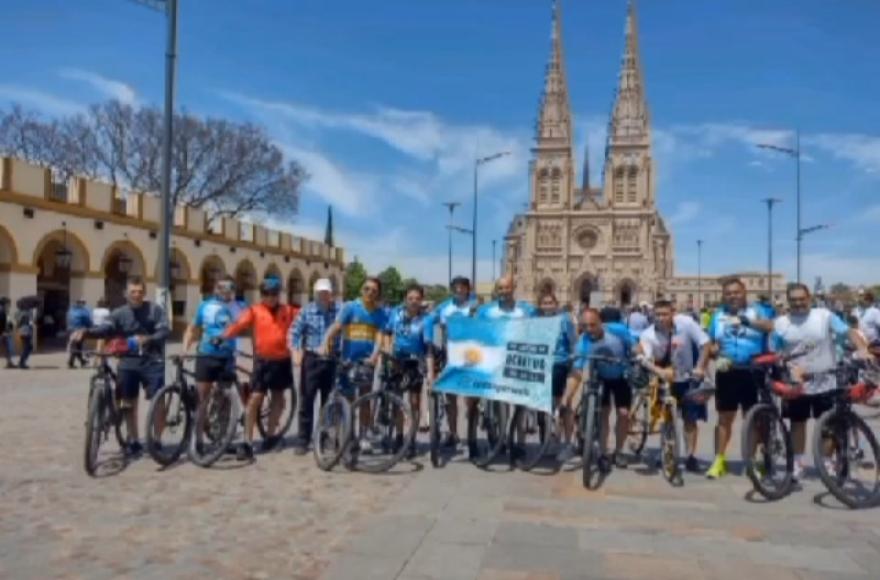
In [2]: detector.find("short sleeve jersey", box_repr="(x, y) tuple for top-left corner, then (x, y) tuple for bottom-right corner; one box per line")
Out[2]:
(639, 314), (710, 382)
(337, 299), (388, 362)
(385, 306), (429, 358)
(858, 305), (880, 344)
(772, 308), (849, 394)
(424, 297), (477, 347)
(573, 331), (628, 380)
(194, 297), (238, 357)
(550, 314), (576, 366)
(707, 304), (768, 365)
(476, 300), (537, 320)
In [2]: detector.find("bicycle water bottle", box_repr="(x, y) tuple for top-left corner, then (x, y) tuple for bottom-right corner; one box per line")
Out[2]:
(127, 337), (139, 354)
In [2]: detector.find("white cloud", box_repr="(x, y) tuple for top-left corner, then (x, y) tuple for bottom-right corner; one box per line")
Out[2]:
(0, 84), (83, 116)
(806, 133), (880, 175)
(276, 144), (374, 216)
(58, 68), (138, 106)
(668, 200), (701, 226)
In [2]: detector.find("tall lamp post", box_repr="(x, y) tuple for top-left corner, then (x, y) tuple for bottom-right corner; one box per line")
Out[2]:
(473, 151), (511, 288)
(762, 198), (782, 302)
(696, 239), (703, 310)
(133, 0), (178, 321)
(757, 130), (802, 282)
(442, 201), (461, 285)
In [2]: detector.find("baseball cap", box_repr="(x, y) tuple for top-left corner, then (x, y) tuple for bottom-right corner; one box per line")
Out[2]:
(314, 278), (333, 293)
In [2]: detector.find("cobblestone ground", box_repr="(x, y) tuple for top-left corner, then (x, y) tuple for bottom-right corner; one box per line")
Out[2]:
(0, 347), (414, 580)
(3, 347), (880, 579)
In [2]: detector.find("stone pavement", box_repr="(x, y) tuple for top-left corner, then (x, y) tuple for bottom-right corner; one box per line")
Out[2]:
(2, 348), (880, 579)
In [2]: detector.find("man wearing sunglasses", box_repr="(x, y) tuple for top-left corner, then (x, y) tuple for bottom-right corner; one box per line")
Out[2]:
(184, 275), (244, 450)
(222, 276), (299, 460)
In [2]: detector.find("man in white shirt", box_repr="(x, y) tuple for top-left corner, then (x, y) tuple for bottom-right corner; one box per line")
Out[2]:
(773, 283), (872, 480)
(856, 290), (880, 349)
(637, 300), (711, 472)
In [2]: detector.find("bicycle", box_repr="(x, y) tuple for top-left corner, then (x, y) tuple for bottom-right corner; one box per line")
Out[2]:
(427, 347), (451, 468)
(346, 353), (418, 473)
(625, 363), (653, 456)
(508, 404), (553, 471)
(740, 350), (808, 501)
(573, 353), (630, 489)
(813, 356), (880, 509)
(144, 353), (203, 466)
(246, 351), (298, 449)
(634, 357), (683, 486)
(311, 357), (364, 471)
(467, 396), (510, 469)
(82, 351), (133, 476)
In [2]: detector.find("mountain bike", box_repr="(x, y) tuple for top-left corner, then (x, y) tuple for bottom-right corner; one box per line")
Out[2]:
(144, 354), (202, 466)
(312, 358), (366, 471)
(813, 356), (880, 509)
(625, 363), (652, 456)
(248, 351), (297, 449)
(467, 396), (510, 468)
(428, 347), (450, 468)
(346, 353), (417, 473)
(82, 352), (133, 476)
(634, 357), (683, 486)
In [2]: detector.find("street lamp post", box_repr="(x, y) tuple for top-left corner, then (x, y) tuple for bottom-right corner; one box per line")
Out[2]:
(762, 198), (782, 302)
(473, 151), (511, 288)
(442, 202), (460, 285)
(757, 130), (802, 282)
(696, 239), (703, 310)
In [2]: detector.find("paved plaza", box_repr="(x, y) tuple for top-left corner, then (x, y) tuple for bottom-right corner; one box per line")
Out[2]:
(2, 348), (880, 580)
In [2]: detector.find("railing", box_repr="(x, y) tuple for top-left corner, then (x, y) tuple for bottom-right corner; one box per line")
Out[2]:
(111, 197), (127, 215)
(48, 182), (68, 202)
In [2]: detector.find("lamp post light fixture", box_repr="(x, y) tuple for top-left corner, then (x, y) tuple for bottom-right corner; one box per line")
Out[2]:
(757, 130), (803, 282)
(442, 201), (461, 285)
(55, 221), (73, 269)
(472, 151), (511, 288)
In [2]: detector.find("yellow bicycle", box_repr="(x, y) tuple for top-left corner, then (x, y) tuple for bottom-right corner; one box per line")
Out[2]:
(632, 359), (683, 486)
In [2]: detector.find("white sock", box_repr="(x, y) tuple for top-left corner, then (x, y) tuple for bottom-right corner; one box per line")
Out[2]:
(794, 453), (805, 466)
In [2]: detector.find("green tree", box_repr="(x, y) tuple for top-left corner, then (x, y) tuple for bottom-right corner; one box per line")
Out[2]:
(344, 258), (367, 301)
(425, 284), (449, 304)
(378, 266), (405, 304)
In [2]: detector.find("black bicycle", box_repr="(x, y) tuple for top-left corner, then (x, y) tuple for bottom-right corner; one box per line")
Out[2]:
(467, 396), (510, 468)
(83, 352), (132, 476)
(249, 351), (297, 448)
(312, 357), (363, 471)
(145, 354), (203, 466)
(508, 405), (554, 472)
(813, 356), (880, 509)
(347, 353), (417, 473)
(427, 347), (454, 468)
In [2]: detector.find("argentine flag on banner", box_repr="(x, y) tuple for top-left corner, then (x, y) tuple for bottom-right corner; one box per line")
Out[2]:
(435, 316), (561, 412)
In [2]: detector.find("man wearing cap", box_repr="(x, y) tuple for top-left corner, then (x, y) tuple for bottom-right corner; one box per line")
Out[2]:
(288, 277), (339, 455)
(222, 276), (299, 460)
(67, 299), (92, 368)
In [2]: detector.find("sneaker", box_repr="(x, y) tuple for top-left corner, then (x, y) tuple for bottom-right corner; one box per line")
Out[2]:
(393, 434), (405, 453)
(597, 454), (612, 474)
(705, 455), (728, 480)
(792, 459), (805, 482)
(360, 438), (374, 455)
(406, 443), (418, 460)
(685, 455), (700, 473)
(259, 439), (276, 453)
(236, 442), (254, 461)
(556, 443), (576, 464)
(443, 434), (459, 449)
(127, 441), (144, 457)
(612, 452), (629, 469)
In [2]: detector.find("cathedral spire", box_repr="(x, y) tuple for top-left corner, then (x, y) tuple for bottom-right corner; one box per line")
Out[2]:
(581, 141), (590, 191)
(535, 0), (572, 147)
(609, 0), (650, 145)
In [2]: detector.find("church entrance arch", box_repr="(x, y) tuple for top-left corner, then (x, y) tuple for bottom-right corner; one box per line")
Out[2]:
(573, 273), (598, 308)
(615, 278), (638, 308)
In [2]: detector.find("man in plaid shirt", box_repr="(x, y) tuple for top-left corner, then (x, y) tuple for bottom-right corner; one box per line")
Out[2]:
(288, 278), (339, 454)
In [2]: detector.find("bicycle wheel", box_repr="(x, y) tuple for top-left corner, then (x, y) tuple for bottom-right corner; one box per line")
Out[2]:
(509, 406), (554, 471)
(814, 409), (880, 509)
(627, 389), (649, 456)
(313, 395), (352, 471)
(429, 392), (443, 468)
(348, 391), (414, 473)
(469, 400), (509, 468)
(257, 383), (297, 449)
(582, 392), (601, 488)
(660, 408), (682, 486)
(190, 386), (238, 468)
(742, 404), (793, 501)
(84, 390), (106, 476)
(145, 383), (194, 467)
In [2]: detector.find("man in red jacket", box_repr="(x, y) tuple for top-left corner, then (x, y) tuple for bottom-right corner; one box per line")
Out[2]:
(222, 276), (299, 460)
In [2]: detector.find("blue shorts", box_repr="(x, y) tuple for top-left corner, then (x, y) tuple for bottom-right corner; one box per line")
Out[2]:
(118, 367), (164, 400)
(672, 381), (707, 423)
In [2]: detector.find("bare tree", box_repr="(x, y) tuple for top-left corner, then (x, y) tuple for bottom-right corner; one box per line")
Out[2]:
(0, 100), (305, 221)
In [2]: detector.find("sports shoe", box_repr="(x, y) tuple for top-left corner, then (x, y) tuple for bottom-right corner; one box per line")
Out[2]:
(685, 455), (700, 473)
(360, 438), (374, 455)
(127, 441), (144, 457)
(612, 452), (629, 469)
(597, 454), (612, 474)
(555, 443), (576, 464)
(792, 458), (805, 482)
(705, 455), (728, 480)
(236, 442), (254, 461)
(443, 434), (459, 449)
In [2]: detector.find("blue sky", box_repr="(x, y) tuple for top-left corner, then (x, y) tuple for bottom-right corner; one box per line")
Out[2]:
(1, 0), (878, 286)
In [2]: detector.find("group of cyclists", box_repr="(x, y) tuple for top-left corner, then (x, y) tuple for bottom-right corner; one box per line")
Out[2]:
(73, 268), (880, 485)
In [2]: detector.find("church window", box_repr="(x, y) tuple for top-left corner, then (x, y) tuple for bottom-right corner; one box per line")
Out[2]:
(614, 167), (624, 203)
(627, 166), (638, 203)
(538, 168), (549, 202)
(551, 168), (562, 203)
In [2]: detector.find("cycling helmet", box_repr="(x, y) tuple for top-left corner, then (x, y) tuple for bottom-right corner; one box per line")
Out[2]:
(259, 276), (282, 295)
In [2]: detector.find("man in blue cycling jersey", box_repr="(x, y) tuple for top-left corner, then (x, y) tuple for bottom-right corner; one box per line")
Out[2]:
(425, 276), (476, 448)
(698, 277), (774, 480)
(476, 275), (537, 320)
(384, 283), (429, 458)
(183, 276), (243, 446)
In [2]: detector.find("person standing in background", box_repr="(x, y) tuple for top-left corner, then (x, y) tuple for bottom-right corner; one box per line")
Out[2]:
(16, 307), (34, 369)
(66, 299), (92, 368)
(91, 298), (112, 357)
(0, 298), (16, 369)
